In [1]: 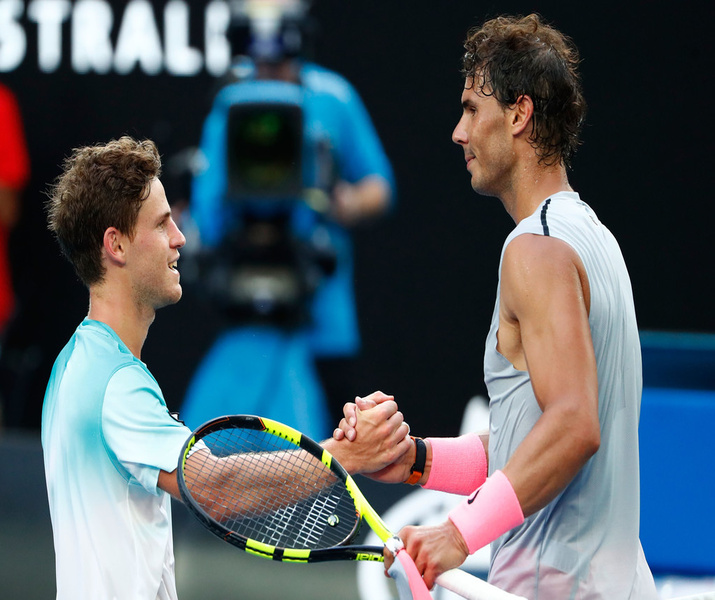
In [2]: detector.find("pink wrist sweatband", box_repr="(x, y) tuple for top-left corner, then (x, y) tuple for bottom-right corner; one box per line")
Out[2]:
(448, 470), (524, 555)
(423, 433), (488, 495)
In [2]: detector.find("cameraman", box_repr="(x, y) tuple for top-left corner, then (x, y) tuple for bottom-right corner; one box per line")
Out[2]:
(181, 0), (395, 437)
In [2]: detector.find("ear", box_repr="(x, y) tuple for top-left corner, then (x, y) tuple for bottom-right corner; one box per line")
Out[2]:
(103, 227), (127, 266)
(511, 94), (534, 137)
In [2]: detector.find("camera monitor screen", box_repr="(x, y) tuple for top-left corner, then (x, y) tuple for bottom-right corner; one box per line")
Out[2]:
(226, 102), (304, 200)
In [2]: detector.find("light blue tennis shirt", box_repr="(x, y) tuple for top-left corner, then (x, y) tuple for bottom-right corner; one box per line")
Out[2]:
(41, 319), (192, 600)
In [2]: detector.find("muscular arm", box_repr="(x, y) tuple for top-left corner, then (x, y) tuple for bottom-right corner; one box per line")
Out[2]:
(390, 234), (601, 586)
(498, 233), (600, 516)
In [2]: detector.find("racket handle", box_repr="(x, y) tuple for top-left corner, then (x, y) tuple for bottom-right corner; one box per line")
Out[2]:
(387, 549), (432, 600)
(436, 568), (528, 600)
(386, 537), (527, 600)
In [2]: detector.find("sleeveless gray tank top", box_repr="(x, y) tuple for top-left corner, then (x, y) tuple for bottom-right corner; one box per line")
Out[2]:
(484, 192), (657, 599)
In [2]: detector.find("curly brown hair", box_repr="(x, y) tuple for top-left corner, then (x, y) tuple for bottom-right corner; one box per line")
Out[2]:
(46, 136), (162, 287)
(462, 14), (586, 167)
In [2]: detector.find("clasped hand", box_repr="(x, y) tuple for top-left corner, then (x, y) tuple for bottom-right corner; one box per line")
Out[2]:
(327, 391), (410, 476)
(333, 392), (470, 588)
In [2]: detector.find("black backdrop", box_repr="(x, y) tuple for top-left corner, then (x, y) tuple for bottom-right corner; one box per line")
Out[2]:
(2, 0), (714, 436)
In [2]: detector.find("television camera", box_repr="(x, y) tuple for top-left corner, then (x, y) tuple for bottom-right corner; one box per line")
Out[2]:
(188, 0), (337, 328)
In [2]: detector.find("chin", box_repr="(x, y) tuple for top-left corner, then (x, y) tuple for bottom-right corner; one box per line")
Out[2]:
(471, 179), (499, 199)
(156, 287), (183, 310)
(169, 287), (183, 305)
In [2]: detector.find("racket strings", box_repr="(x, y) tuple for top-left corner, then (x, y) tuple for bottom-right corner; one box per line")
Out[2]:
(183, 428), (360, 550)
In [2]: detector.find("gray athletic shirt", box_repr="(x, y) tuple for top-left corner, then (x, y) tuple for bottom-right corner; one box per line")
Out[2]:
(484, 192), (658, 599)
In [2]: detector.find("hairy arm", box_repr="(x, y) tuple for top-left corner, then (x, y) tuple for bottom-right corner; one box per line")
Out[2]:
(166, 446), (332, 520)
(158, 392), (410, 508)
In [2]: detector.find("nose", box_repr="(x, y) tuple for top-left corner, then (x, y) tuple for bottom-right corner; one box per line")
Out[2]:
(171, 219), (186, 249)
(452, 115), (468, 146)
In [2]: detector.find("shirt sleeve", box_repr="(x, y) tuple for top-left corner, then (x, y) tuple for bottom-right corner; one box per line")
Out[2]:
(331, 80), (395, 197)
(102, 363), (192, 494)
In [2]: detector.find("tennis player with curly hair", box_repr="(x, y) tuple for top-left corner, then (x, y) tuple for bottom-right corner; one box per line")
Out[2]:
(338, 14), (658, 599)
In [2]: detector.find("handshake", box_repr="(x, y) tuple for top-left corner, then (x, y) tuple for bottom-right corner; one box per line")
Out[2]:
(324, 391), (421, 484)
(323, 391), (480, 589)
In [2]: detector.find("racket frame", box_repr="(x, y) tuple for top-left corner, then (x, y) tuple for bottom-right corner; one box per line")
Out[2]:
(178, 414), (393, 564)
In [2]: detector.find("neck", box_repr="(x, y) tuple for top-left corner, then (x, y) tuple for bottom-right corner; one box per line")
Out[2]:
(87, 285), (154, 359)
(500, 160), (573, 224)
(256, 60), (300, 83)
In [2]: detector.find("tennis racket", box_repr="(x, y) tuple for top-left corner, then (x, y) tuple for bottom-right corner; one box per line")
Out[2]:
(177, 414), (526, 600)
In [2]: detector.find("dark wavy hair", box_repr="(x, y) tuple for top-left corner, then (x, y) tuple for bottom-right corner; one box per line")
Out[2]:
(47, 136), (162, 287)
(462, 14), (586, 167)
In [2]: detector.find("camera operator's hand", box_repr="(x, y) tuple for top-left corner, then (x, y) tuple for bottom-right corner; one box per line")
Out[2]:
(331, 176), (391, 226)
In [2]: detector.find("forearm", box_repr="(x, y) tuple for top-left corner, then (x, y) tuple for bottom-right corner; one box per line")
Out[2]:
(183, 448), (330, 519)
(444, 406), (598, 558)
(502, 402), (600, 516)
(352, 175), (391, 216)
(332, 175), (391, 225)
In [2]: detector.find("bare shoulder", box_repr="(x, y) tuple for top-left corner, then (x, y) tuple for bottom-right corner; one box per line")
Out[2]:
(501, 233), (589, 317)
(503, 233), (580, 270)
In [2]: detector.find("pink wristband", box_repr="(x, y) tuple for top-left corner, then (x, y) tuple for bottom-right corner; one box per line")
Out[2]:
(448, 470), (524, 555)
(423, 433), (488, 495)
